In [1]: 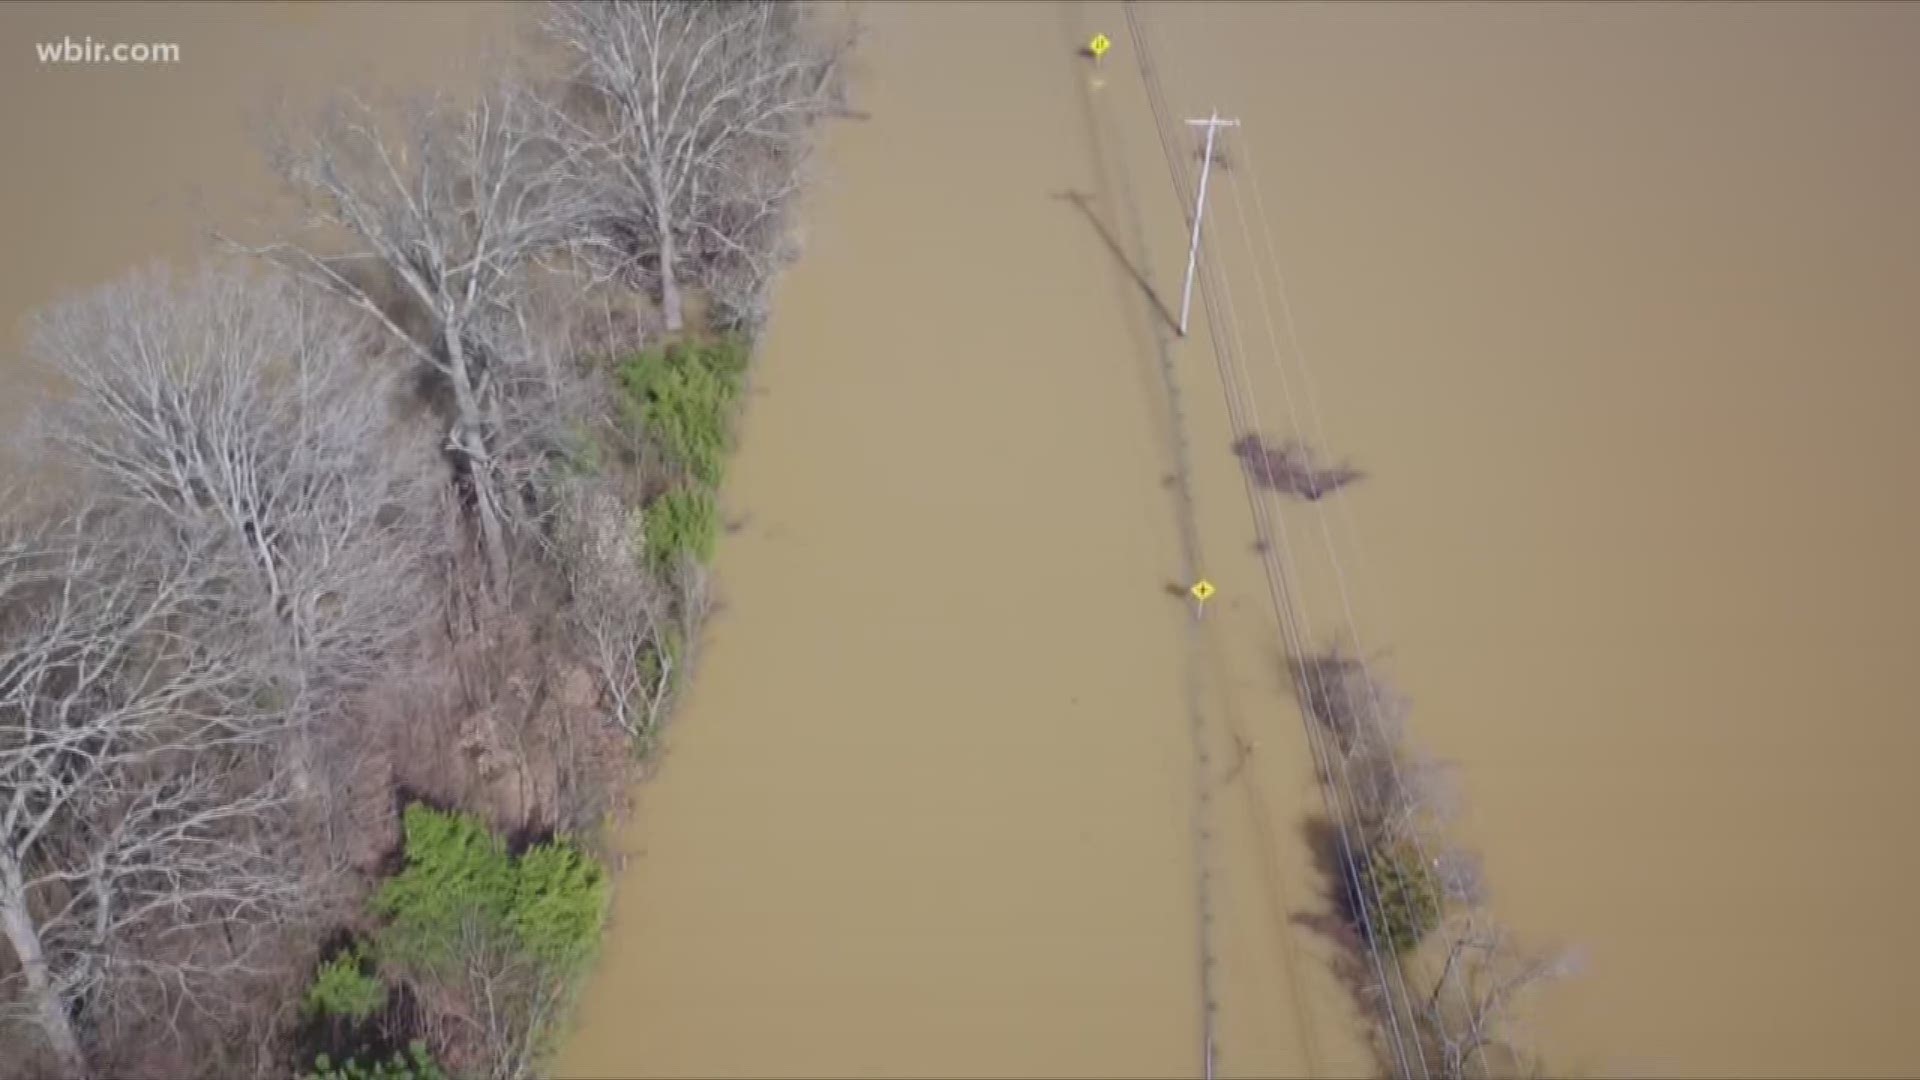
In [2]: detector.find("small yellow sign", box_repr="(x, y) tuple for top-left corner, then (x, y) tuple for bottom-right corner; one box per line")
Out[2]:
(1089, 33), (1112, 59)
(1190, 579), (1216, 603)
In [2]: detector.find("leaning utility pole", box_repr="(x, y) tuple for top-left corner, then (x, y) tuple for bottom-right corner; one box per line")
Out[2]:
(1178, 111), (1239, 337)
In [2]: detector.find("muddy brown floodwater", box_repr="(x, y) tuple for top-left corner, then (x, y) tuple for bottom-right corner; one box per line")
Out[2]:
(564, 2), (1369, 1074)
(1134, 3), (1920, 1075)
(5, 1), (1919, 1078)
(0, 0), (514, 468)
(567, 1), (1920, 1077)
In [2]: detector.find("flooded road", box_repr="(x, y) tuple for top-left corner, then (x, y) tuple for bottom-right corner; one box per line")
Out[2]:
(560, 2), (1365, 1074)
(5, 1), (1918, 1077)
(1142, 2), (1920, 1075)
(569, 1), (1920, 1077)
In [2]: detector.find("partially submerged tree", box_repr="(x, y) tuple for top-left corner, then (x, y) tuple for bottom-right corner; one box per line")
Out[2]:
(540, 0), (848, 332)
(1293, 652), (1441, 843)
(1235, 435), (1366, 501)
(0, 524), (304, 1076)
(1418, 921), (1583, 1080)
(1296, 651), (1408, 759)
(1292, 650), (1486, 1000)
(253, 91), (576, 590)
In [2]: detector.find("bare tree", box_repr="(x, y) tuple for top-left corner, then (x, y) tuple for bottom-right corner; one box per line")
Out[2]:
(1296, 652), (1407, 759)
(540, 0), (847, 332)
(1419, 920), (1582, 1080)
(486, 258), (633, 548)
(249, 90), (577, 590)
(1293, 652), (1443, 842)
(0, 523), (304, 1077)
(429, 911), (572, 1080)
(549, 478), (679, 745)
(28, 265), (438, 792)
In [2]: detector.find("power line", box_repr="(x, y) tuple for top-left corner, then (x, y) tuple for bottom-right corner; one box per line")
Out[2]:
(1211, 102), (1493, 1061)
(1198, 154), (1434, 1080)
(1120, 11), (1432, 1080)
(1202, 163), (1437, 1079)
(1121, 4), (1473, 1075)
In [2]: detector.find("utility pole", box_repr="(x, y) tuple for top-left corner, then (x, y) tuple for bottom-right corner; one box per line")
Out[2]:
(1179, 111), (1238, 337)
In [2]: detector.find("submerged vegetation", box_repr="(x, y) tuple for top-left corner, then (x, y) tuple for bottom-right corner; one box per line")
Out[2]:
(1233, 424), (1567, 1075)
(1293, 650), (1571, 1078)
(1233, 434), (1366, 502)
(0, 2), (846, 1076)
(1359, 841), (1447, 955)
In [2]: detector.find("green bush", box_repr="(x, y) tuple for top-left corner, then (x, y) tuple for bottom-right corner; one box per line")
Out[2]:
(648, 359), (732, 485)
(616, 338), (749, 486)
(510, 842), (611, 973)
(372, 806), (608, 980)
(302, 944), (387, 1023)
(304, 1041), (446, 1080)
(643, 486), (718, 571)
(1357, 840), (1445, 954)
(372, 806), (515, 973)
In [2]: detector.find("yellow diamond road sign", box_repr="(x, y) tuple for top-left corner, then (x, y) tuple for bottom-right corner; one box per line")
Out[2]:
(1190, 579), (1216, 603)
(1089, 33), (1112, 59)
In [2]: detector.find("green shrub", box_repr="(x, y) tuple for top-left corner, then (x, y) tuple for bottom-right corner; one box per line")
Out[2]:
(652, 359), (732, 484)
(372, 806), (608, 979)
(1357, 840), (1445, 954)
(643, 486), (718, 570)
(615, 338), (749, 486)
(302, 944), (387, 1023)
(510, 841), (611, 974)
(304, 1041), (446, 1080)
(372, 806), (515, 973)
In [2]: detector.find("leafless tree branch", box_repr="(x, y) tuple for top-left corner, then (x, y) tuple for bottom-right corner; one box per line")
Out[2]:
(28, 264), (439, 796)
(550, 478), (678, 745)
(243, 90), (582, 591)
(0, 521), (306, 1076)
(1419, 919), (1583, 1079)
(539, 0), (848, 332)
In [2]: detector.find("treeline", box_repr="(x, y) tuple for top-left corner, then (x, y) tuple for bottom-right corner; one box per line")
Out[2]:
(0, 3), (847, 1077)
(1296, 653), (1576, 1079)
(1234, 435), (1574, 1078)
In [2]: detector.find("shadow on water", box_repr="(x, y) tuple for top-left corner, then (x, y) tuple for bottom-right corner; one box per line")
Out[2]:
(1051, 189), (1181, 334)
(1292, 814), (1397, 1075)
